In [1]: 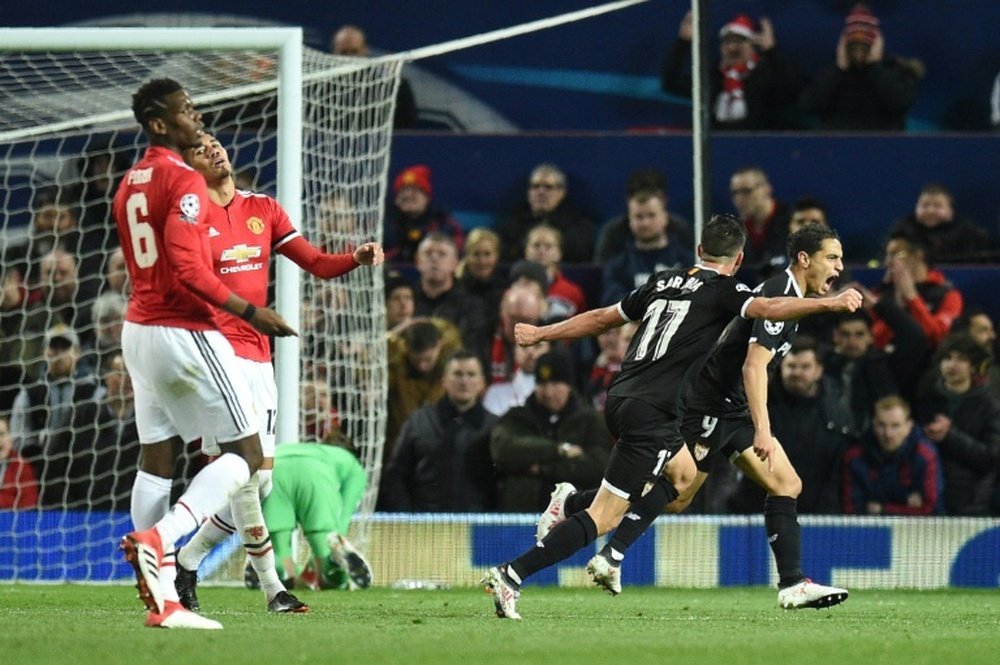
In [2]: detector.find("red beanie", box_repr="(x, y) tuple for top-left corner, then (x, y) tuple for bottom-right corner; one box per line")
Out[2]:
(843, 3), (879, 46)
(393, 164), (432, 196)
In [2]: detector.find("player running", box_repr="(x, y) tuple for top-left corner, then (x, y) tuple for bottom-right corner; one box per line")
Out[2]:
(543, 225), (853, 609)
(483, 215), (862, 619)
(170, 132), (382, 613)
(113, 78), (296, 629)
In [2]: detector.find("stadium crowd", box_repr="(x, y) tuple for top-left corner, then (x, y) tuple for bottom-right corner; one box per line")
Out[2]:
(2, 4), (999, 524)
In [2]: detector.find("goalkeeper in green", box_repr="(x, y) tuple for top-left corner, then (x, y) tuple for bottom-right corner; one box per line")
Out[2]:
(263, 431), (373, 590)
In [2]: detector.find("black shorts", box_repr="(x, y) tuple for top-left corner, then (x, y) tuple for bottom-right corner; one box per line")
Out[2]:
(679, 409), (755, 473)
(603, 394), (686, 501)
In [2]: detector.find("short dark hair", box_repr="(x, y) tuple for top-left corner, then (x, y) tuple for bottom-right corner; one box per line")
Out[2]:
(788, 334), (821, 359)
(886, 230), (933, 265)
(700, 213), (747, 259)
(793, 196), (827, 216)
(836, 310), (872, 328)
(401, 321), (442, 353)
(787, 225), (840, 261)
(445, 348), (484, 375)
(132, 78), (183, 128)
(624, 168), (667, 197)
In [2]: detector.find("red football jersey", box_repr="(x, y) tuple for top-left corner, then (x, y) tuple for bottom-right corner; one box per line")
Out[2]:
(207, 190), (299, 362)
(113, 146), (232, 329)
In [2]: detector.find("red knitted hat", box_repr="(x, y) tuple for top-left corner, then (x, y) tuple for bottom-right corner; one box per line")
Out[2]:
(393, 164), (432, 196)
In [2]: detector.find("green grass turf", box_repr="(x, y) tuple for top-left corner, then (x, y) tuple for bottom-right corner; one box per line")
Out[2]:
(2, 584), (999, 665)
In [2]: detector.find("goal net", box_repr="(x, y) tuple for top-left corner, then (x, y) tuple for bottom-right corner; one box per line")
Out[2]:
(0, 32), (394, 581)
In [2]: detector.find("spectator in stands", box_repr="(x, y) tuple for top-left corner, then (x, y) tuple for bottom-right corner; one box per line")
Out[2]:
(788, 197), (829, 235)
(824, 312), (899, 433)
(385, 272), (416, 331)
(76, 138), (129, 275)
(384, 164), (464, 262)
(524, 224), (586, 321)
(44, 350), (139, 510)
(0, 267), (45, 413)
(484, 340), (550, 417)
(0, 415), (38, 509)
(951, 309), (1000, 396)
(601, 187), (694, 305)
(89, 291), (128, 365)
(30, 249), (101, 349)
(382, 350), (498, 512)
(413, 233), (489, 354)
(456, 228), (506, 335)
(331, 24), (418, 129)
(9, 324), (99, 484)
(584, 322), (637, 413)
(507, 259), (548, 302)
(799, 3), (924, 131)
(729, 166), (791, 281)
(102, 246), (129, 296)
(488, 284), (546, 385)
(301, 377), (339, 443)
(861, 232), (963, 353)
(888, 183), (991, 264)
(385, 319), (461, 461)
(729, 336), (854, 515)
(594, 168), (693, 263)
(490, 349), (612, 512)
(497, 162), (596, 263)
(3, 186), (81, 284)
(915, 333), (1000, 515)
(661, 11), (798, 130)
(842, 395), (943, 515)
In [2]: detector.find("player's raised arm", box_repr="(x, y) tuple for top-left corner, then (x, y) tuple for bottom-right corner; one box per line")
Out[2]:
(745, 287), (862, 321)
(515, 305), (626, 347)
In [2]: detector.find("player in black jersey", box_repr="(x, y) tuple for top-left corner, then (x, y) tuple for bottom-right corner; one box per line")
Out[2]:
(562, 225), (853, 609)
(482, 216), (862, 619)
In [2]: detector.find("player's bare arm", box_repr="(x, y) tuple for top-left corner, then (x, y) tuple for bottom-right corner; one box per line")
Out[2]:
(515, 305), (625, 346)
(745, 288), (862, 321)
(743, 342), (778, 472)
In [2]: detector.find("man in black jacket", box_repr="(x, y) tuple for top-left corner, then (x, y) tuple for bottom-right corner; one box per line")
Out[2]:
(381, 350), (497, 512)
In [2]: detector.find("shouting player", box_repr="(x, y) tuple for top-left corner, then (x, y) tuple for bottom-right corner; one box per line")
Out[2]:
(482, 215), (861, 619)
(172, 133), (382, 612)
(545, 225), (853, 609)
(113, 79), (297, 629)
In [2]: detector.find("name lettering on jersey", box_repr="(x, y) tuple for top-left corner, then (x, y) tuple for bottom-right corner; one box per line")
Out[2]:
(655, 275), (703, 293)
(776, 341), (792, 357)
(246, 216), (265, 235)
(127, 168), (153, 185)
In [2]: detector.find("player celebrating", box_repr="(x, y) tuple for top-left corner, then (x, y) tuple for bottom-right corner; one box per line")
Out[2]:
(546, 225), (852, 609)
(483, 215), (861, 619)
(114, 78), (296, 630)
(171, 133), (382, 612)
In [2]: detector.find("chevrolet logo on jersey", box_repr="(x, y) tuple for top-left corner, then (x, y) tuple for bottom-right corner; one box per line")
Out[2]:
(221, 244), (263, 263)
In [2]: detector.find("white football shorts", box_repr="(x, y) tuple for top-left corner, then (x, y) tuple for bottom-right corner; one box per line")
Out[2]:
(201, 356), (277, 458)
(122, 321), (259, 446)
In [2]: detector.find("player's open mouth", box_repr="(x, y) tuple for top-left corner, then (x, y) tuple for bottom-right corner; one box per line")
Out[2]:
(825, 275), (838, 288)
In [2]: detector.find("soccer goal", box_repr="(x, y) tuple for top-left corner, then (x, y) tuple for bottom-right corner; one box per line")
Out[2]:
(0, 27), (395, 581)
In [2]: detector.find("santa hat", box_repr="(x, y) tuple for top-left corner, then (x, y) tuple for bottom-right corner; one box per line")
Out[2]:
(843, 3), (880, 46)
(718, 14), (755, 40)
(393, 164), (432, 196)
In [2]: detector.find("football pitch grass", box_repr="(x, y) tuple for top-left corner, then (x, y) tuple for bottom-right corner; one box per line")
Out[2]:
(3, 584), (999, 665)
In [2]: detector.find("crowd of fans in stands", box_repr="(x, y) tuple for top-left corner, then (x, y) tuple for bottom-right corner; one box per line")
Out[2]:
(1, 6), (999, 518)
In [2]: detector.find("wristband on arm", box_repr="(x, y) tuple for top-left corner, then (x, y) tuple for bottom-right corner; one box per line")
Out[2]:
(240, 304), (257, 322)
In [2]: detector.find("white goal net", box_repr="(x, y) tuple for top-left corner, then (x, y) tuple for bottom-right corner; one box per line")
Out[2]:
(0, 33), (395, 581)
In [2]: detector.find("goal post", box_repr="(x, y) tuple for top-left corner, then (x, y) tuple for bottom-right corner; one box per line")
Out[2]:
(0, 27), (396, 580)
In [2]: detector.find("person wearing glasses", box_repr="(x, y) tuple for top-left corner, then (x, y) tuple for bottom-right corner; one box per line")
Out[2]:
(497, 162), (596, 264)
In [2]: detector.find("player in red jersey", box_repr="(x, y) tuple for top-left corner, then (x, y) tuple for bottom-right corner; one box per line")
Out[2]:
(113, 78), (296, 630)
(172, 133), (383, 611)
